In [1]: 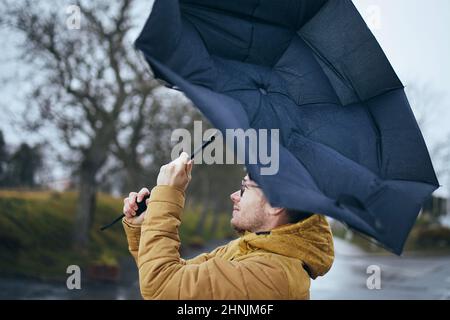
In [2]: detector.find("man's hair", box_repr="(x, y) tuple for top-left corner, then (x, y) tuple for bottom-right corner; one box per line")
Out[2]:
(246, 173), (314, 224)
(285, 209), (313, 224)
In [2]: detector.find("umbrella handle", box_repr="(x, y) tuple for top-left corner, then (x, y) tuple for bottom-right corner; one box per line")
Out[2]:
(100, 195), (150, 231)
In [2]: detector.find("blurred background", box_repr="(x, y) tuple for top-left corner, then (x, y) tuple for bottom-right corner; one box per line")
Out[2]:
(0, 0), (449, 300)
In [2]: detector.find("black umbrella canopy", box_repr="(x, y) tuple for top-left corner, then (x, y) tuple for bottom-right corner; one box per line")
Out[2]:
(135, 0), (439, 255)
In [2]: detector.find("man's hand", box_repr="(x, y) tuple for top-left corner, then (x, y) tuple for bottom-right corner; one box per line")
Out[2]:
(157, 152), (193, 192)
(123, 187), (150, 225)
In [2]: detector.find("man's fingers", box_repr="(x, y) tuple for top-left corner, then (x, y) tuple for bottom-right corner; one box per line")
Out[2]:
(123, 198), (129, 217)
(172, 152), (189, 174)
(175, 152), (189, 165)
(156, 152), (193, 190)
(123, 198), (134, 217)
(186, 160), (193, 180)
(128, 192), (138, 210)
(129, 192), (137, 202)
(137, 187), (150, 202)
(123, 203), (132, 218)
(180, 152), (189, 162)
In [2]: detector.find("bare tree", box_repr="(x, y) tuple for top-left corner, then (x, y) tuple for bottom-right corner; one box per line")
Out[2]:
(1, 0), (260, 247)
(1, 0), (167, 248)
(0, 130), (9, 186)
(406, 83), (450, 217)
(406, 83), (446, 167)
(111, 91), (199, 192)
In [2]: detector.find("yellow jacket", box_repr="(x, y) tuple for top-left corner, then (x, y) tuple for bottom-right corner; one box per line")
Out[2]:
(123, 185), (334, 300)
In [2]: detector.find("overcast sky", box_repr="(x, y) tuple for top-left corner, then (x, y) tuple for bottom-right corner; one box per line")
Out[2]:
(353, 0), (450, 195)
(355, 0), (450, 138)
(0, 0), (449, 193)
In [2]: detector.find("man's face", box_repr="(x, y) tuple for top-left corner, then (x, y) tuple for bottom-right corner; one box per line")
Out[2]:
(229, 175), (268, 233)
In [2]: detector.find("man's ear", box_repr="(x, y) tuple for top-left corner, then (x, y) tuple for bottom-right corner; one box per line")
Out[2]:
(267, 206), (285, 216)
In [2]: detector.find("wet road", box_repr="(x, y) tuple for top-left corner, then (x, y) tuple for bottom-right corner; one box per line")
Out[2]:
(311, 238), (450, 300)
(1, 238), (449, 300)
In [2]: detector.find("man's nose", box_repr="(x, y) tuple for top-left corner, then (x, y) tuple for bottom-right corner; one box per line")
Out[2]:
(230, 190), (240, 203)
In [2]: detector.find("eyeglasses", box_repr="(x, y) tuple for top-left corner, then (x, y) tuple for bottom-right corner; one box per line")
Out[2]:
(240, 179), (261, 197)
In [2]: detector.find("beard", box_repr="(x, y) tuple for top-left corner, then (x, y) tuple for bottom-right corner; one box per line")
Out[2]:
(231, 222), (246, 236)
(231, 204), (267, 235)
(230, 216), (248, 235)
(230, 215), (264, 235)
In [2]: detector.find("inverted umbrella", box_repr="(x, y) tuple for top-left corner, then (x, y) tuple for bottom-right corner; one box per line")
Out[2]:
(135, 0), (439, 255)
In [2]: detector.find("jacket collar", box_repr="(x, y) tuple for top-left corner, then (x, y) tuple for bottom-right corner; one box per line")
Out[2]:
(238, 215), (334, 279)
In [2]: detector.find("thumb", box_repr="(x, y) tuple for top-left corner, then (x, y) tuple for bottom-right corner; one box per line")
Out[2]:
(186, 160), (193, 179)
(179, 152), (189, 163)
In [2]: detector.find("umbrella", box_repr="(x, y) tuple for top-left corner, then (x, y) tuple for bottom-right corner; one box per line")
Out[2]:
(134, 0), (439, 255)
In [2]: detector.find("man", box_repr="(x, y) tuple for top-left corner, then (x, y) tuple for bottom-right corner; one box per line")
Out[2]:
(122, 152), (334, 299)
